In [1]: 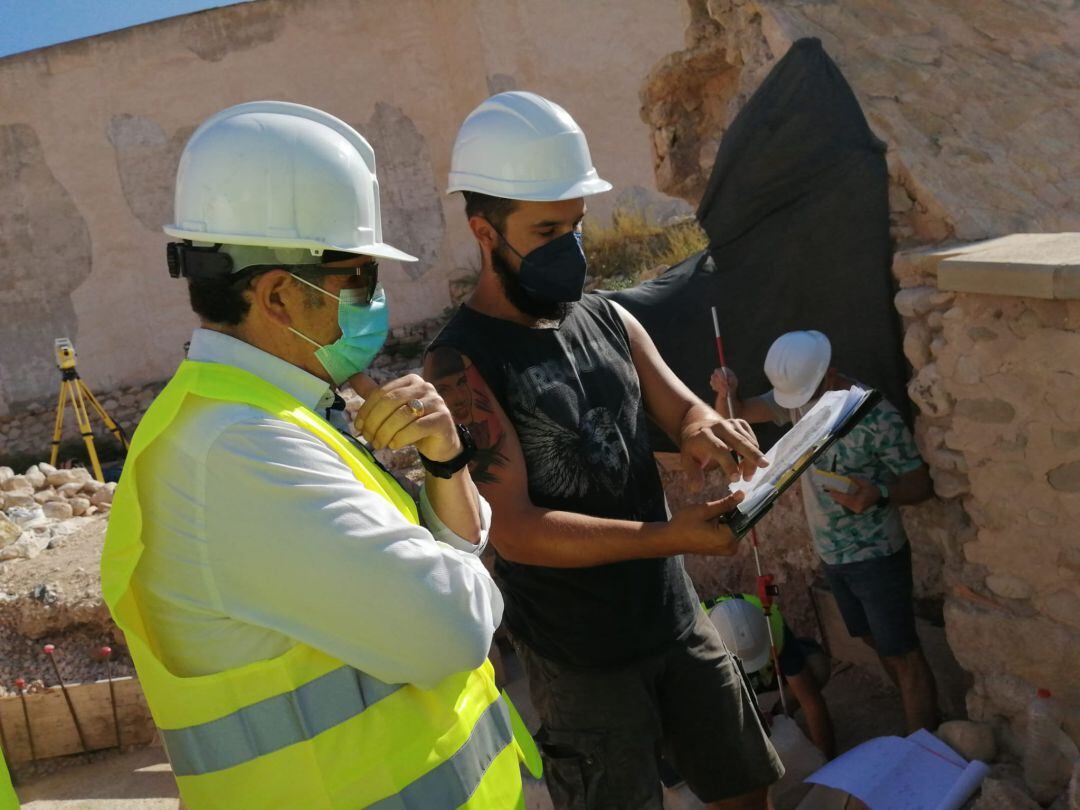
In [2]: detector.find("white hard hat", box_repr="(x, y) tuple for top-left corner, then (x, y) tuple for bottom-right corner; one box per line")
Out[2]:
(165, 100), (416, 263)
(709, 598), (771, 673)
(447, 91), (613, 201)
(764, 330), (832, 409)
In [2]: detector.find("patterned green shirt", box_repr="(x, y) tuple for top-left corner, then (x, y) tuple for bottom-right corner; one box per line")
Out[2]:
(764, 390), (924, 565)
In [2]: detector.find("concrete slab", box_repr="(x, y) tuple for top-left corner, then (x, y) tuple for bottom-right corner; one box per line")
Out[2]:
(16, 746), (179, 809)
(936, 232), (1080, 299)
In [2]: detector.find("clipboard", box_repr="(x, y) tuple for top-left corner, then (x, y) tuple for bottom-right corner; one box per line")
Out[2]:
(721, 388), (882, 538)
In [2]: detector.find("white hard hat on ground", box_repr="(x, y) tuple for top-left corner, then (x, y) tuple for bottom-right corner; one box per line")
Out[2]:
(708, 598), (772, 673)
(447, 91), (612, 201)
(764, 330), (832, 410)
(165, 100), (416, 264)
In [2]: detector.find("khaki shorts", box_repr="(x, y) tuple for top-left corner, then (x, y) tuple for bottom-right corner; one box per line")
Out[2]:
(516, 610), (784, 809)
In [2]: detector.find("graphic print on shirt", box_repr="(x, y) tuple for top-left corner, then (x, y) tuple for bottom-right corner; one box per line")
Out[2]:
(504, 335), (654, 509)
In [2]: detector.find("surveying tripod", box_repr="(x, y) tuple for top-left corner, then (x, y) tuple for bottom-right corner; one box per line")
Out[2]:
(50, 338), (129, 482)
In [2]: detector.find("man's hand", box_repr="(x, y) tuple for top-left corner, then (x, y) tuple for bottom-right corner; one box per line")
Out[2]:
(679, 417), (766, 490)
(349, 372), (462, 462)
(828, 476), (881, 513)
(663, 490), (745, 556)
(709, 367), (739, 397)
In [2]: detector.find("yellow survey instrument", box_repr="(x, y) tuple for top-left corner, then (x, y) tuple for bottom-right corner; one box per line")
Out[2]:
(49, 338), (129, 482)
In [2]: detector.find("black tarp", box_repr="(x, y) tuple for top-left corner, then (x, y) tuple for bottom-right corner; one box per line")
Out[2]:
(605, 38), (909, 452)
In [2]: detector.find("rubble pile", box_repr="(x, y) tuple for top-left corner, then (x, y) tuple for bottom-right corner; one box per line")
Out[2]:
(1, 463), (114, 563)
(1, 466), (128, 699)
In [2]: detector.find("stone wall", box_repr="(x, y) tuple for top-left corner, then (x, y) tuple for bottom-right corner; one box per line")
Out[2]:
(0, 381), (164, 468)
(0, 0), (690, 417)
(894, 235), (1080, 757)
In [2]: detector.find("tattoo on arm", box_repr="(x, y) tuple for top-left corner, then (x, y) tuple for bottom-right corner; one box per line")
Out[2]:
(427, 347), (508, 485)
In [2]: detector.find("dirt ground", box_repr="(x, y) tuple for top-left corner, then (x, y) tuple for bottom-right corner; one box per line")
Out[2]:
(1, 516), (134, 702)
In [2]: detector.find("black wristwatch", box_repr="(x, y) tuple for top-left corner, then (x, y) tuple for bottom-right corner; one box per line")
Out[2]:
(418, 424), (476, 479)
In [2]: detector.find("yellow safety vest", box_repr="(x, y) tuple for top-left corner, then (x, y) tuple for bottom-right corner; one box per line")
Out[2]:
(101, 360), (540, 809)
(0, 745), (17, 810)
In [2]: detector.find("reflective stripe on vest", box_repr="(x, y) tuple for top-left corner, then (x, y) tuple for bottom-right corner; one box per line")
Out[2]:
(101, 360), (539, 808)
(164, 666), (403, 776)
(367, 698), (513, 810)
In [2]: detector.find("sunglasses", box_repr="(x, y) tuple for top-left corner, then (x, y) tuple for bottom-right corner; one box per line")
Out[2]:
(241, 260), (380, 305)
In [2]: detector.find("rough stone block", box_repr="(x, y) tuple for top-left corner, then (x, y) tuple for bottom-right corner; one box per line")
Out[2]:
(46, 469), (79, 487)
(58, 482), (84, 497)
(80, 480), (104, 496)
(908, 362), (953, 417)
(32, 488), (57, 505)
(0, 528), (49, 561)
(985, 574), (1034, 600)
(955, 398), (1016, 424)
(938, 720), (998, 762)
(895, 286), (938, 317)
(0, 466), (13, 484)
(903, 320), (932, 368)
(69, 496), (91, 516)
(945, 599), (1080, 705)
(0, 512), (21, 548)
(1035, 590), (1080, 632)
(1, 475), (32, 494)
(931, 469), (969, 499)
(90, 488), (113, 506)
(1047, 461), (1080, 493)
(42, 500), (74, 521)
(2, 493), (35, 509)
(25, 466), (46, 490)
(970, 777), (1041, 810)
(955, 355), (982, 384)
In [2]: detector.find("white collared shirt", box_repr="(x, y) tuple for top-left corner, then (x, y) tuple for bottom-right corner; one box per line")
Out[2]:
(131, 329), (502, 688)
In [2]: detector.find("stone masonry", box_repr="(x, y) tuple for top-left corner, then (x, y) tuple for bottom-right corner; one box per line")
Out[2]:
(895, 235), (1080, 758)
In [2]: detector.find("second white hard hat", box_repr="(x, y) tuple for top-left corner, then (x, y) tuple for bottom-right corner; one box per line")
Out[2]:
(764, 330), (832, 410)
(447, 91), (612, 201)
(165, 100), (416, 264)
(709, 598), (772, 673)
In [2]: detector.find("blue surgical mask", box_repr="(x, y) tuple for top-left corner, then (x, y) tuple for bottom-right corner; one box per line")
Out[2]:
(289, 275), (389, 385)
(498, 229), (588, 304)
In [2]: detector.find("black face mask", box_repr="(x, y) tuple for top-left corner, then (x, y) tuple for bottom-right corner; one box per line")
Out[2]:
(491, 242), (574, 322)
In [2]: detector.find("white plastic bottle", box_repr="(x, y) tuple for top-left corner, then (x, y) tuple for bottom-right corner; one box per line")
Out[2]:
(1024, 688), (1068, 804)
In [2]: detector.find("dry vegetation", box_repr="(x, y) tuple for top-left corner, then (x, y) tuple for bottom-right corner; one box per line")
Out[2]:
(584, 212), (707, 290)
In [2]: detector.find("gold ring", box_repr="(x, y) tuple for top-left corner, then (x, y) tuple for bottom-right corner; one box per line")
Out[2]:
(406, 398), (425, 417)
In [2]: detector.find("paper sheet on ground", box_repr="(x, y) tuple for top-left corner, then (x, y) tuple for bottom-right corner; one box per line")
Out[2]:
(731, 386), (868, 514)
(804, 729), (990, 810)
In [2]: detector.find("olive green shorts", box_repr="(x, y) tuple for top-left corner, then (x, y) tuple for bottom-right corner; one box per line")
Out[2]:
(517, 609), (784, 809)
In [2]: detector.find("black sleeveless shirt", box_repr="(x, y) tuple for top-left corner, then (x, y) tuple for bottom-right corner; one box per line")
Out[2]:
(430, 294), (697, 667)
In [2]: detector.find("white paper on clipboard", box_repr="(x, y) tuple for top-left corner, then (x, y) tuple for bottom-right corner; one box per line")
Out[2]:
(730, 386), (869, 515)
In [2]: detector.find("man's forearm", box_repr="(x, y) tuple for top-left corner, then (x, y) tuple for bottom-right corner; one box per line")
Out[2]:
(491, 506), (675, 568)
(886, 466), (933, 507)
(425, 469), (482, 543)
